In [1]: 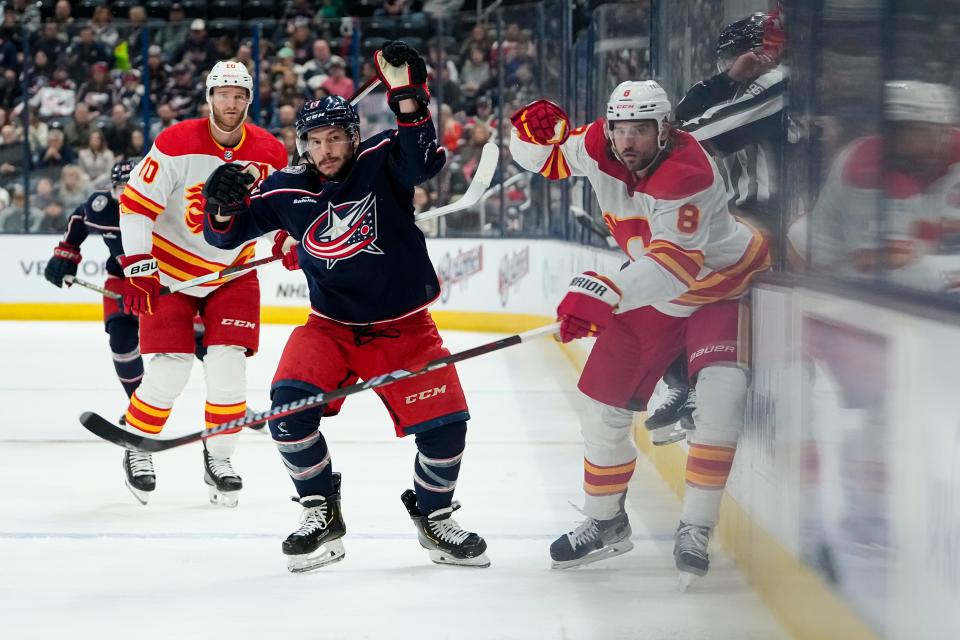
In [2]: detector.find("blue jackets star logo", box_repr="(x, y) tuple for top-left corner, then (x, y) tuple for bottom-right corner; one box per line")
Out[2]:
(302, 193), (382, 268)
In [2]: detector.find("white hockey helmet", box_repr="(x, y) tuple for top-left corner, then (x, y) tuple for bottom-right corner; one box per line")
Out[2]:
(885, 80), (957, 125)
(206, 60), (254, 99)
(606, 80), (672, 149)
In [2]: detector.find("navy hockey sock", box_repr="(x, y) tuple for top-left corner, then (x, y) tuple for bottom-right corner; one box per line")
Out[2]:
(413, 421), (467, 514)
(269, 385), (334, 498)
(107, 317), (143, 398)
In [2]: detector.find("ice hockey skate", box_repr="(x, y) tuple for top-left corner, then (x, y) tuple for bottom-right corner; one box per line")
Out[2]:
(550, 507), (633, 569)
(202, 447), (242, 507)
(122, 449), (155, 505)
(674, 521), (711, 591)
(283, 473), (346, 572)
(644, 384), (689, 430)
(678, 388), (697, 431)
(650, 422), (687, 446)
(401, 490), (490, 568)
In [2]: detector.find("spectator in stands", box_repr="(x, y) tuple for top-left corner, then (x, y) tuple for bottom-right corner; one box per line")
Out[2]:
(29, 50), (55, 93)
(257, 79), (276, 127)
(505, 63), (537, 109)
(282, 0), (314, 21)
(63, 103), (93, 150)
(34, 123), (75, 169)
(453, 120), (492, 188)
(491, 22), (522, 65)
(156, 3), (191, 60)
(117, 70), (143, 114)
(163, 64), (202, 120)
(0, 30), (19, 73)
(431, 65), (465, 114)
(306, 77), (330, 101)
(103, 104), (133, 157)
(236, 40), (254, 72)
(77, 63), (115, 117)
(300, 39), (333, 84)
(90, 6), (119, 50)
(0, 124), (22, 179)
(270, 46), (297, 86)
(78, 129), (115, 185)
(280, 127), (297, 164)
(146, 45), (171, 106)
(174, 19), (218, 73)
(359, 60), (378, 86)
(275, 68), (304, 108)
(321, 56), (354, 98)
(468, 95), (497, 128)
(57, 164), (90, 212)
(461, 45), (491, 100)
(288, 17), (315, 65)
(439, 102), (464, 152)
(32, 199), (67, 234)
(374, 0), (411, 18)
(275, 104), (298, 130)
(413, 185), (437, 237)
(124, 5), (149, 70)
(27, 109), (49, 151)
(427, 44), (459, 83)
(2, 184), (42, 233)
(30, 67), (76, 119)
(0, 68), (21, 109)
(459, 23), (492, 62)
(126, 128), (144, 159)
(148, 103), (178, 140)
(53, 0), (74, 30)
(33, 23), (66, 67)
(66, 26), (111, 85)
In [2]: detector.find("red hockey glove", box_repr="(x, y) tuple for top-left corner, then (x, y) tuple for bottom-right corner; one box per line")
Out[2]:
(510, 99), (570, 146)
(119, 253), (161, 316)
(556, 271), (622, 343)
(44, 241), (81, 288)
(272, 231), (301, 271)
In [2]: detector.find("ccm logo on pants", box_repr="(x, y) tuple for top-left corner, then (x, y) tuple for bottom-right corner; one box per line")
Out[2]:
(221, 318), (257, 329)
(405, 385), (447, 404)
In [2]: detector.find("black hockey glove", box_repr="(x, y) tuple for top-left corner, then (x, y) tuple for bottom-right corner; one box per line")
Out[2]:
(374, 40), (430, 122)
(202, 163), (255, 215)
(44, 241), (81, 288)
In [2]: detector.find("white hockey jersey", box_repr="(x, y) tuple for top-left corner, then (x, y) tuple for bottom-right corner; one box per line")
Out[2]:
(119, 118), (287, 297)
(510, 120), (770, 316)
(788, 131), (960, 293)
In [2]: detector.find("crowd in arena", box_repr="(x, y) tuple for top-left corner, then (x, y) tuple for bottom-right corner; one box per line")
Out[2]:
(0, 0), (576, 235)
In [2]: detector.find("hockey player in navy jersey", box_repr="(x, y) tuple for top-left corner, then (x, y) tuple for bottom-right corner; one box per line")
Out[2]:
(45, 159), (145, 401)
(202, 41), (489, 572)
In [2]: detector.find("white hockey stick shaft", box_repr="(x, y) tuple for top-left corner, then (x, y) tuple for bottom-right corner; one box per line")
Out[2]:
(63, 275), (123, 299)
(413, 142), (499, 223)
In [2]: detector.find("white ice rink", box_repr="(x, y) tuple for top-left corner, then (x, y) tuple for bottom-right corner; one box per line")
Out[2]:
(0, 321), (788, 640)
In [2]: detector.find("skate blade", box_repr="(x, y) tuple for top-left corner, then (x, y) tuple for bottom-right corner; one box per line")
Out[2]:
(287, 539), (346, 573)
(125, 481), (151, 505)
(678, 569), (705, 592)
(651, 426), (686, 446)
(207, 486), (240, 508)
(550, 538), (635, 569)
(428, 549), (490, 568)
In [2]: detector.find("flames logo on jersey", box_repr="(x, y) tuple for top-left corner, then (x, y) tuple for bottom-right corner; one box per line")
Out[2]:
(184, 183), (206, 234)
(302, 193), (382, 268)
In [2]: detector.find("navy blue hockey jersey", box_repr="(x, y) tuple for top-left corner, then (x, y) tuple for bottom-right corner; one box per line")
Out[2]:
(62, 190), (124, 278)
(204, 118), (445, 325)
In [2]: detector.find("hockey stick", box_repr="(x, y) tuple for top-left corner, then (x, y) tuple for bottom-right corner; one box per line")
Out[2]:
(63, 274), (123, 300)
(413, 142), (498, 223)
(79, 322), (560, 452)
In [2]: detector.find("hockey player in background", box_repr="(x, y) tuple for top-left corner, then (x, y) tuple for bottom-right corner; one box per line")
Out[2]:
(117, 60), (287, 507)
(787, 80), (960, 291)
(44, 159), (144, 399)
(509, 81), (769, 584)
(201, 41), (489, 572)
(647, 7), (788, 437)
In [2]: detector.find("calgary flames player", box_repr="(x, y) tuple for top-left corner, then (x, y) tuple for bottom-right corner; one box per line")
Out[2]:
(509, 81), (769, 586)
(117, 60), (287, 507)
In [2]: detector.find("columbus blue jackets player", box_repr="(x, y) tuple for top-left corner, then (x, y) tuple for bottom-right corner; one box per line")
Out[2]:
(202, 41), (489, 572)
(45, 159), (145, 400)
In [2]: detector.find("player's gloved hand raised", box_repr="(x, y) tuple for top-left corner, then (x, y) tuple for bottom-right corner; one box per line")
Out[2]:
(555, 271), (622, 343)
(374, 40), (430, 118)
(119, 253), (160, 316)
(202, 164), (254, 216)
(44, 241), (81, 288)
(511, 99), (570, 146)
(272, 230), (301, 271)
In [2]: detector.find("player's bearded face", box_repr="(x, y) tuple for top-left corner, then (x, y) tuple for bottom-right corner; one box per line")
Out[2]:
(305, 126), (357, 179)
(610, 120), (661, 172)
(210, 87), (249, 130)
(889, 122), (949, 174)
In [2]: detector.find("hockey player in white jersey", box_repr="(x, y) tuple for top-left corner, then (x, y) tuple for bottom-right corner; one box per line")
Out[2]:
(117, 60), (288, 506)
(509, 81), (770, 585)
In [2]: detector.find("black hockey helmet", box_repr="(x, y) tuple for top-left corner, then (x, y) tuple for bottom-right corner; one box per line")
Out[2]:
(111, 157), (139, 188)
(295, 96), (360, 156)
(715, 12), (767, 72)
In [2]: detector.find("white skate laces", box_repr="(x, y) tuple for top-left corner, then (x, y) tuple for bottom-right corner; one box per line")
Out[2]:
(127, 451), (154, 477)
(427, 502), (471, 545)
(661, 386), (686, 406)
(566, 518), (601, 547)
(676, 523), (709, 557)
(207, 456), (237, 479)
(295, 501), (330, 537)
